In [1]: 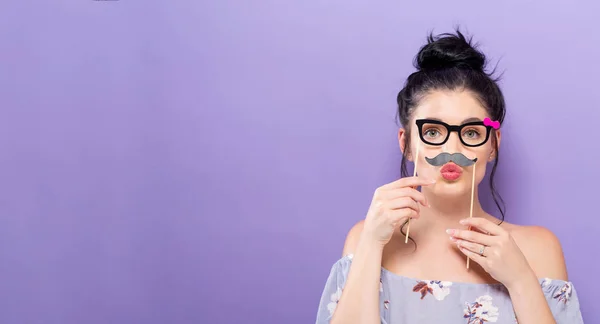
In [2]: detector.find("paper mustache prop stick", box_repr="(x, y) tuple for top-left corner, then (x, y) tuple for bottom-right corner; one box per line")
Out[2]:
(405, 150), (479, 244)
(466, 157), (477, 269)
(405, 143), (420, 244)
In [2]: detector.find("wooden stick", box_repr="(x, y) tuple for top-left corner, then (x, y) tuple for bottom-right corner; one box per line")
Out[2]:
(405, 144), (420, 244)
(466, 161), (477, 269)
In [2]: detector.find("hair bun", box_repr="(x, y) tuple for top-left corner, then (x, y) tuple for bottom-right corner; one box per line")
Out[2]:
(416, 30), (486, 73)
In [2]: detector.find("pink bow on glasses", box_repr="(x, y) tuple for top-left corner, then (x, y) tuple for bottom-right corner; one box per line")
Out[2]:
(483, 117), (500, 129)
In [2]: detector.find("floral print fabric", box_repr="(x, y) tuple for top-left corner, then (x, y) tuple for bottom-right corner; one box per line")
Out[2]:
(413, 280), (452, 300)
(315, 255), (584, 324)
(463, 295), (500, 323)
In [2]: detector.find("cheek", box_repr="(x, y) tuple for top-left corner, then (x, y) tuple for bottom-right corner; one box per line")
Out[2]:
(469, 144), (494, 170)
(474, 160), (487, 184)
(411, 136), (423, 157)
(415, 147), (439, 176)
(418, 166), (437, 180)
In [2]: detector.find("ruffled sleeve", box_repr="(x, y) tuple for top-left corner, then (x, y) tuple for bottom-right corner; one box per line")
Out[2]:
(315, 255), (353, 324)
(540, 278), (584, 323)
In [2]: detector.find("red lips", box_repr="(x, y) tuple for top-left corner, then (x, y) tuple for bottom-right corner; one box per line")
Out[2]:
(440, 163), (462, 181)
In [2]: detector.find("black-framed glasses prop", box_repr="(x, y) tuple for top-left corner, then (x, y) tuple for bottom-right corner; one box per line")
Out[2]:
(415, 119), (493, 147)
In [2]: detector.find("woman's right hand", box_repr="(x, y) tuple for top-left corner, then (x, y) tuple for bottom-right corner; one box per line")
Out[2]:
(361, 176), (435, 247)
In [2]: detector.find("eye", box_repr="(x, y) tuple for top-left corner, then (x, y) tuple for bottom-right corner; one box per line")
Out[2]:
(463, 129), (480, 138)
(424, 129), (440, 138)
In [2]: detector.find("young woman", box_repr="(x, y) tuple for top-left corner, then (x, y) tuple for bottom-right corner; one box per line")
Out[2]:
(315, 30), (584, 324)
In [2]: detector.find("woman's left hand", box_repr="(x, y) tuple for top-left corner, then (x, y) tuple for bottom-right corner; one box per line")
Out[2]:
(447, 217), (536, 290)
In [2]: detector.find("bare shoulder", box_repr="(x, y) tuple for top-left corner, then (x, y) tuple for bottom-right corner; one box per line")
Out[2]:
(506, 222), (568, 280)
(341, 220), (365, 257)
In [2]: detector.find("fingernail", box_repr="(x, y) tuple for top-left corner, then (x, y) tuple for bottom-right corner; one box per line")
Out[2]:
(446, 229), (454, 235)
(459, 219), (467, 224)
(449, 236), (457, 241)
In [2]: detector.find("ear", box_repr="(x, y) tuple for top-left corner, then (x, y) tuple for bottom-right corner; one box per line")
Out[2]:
(489, 129), (501, 161)
(398, 128), (412, 160)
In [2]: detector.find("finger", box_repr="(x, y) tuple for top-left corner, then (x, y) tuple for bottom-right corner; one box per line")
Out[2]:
(390, 208), (419, 224)
(455, 239), (487, 257)
(383, 187), (428, 207)
(380, 176), (436, 190)
(458, 245), (486, 265)
(459, 217), (504, 236)
(386, 197), (420, 213)
(447, 228), (495, 246)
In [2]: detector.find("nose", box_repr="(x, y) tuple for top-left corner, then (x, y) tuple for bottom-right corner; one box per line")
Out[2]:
(442, 131), (462, 153)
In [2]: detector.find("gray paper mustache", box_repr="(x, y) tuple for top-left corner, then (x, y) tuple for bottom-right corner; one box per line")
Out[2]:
(425, 152), (478, 167)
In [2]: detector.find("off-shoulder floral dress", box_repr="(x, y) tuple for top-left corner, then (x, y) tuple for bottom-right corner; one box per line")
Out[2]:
(316, 255), (584, 324)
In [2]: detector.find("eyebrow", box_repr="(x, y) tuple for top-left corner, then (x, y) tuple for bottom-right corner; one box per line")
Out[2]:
(424, 117), (482, 123)
(461, 117), (482, 123)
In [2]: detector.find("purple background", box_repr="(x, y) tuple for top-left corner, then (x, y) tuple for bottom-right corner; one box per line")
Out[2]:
(1, 1), (598, 323)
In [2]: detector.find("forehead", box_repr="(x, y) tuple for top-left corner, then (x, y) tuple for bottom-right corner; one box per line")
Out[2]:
(413, 90), (488, 124)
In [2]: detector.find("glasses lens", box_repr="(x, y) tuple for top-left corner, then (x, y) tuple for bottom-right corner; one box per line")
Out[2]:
(420, 122), (448, 145)
(460, 124), (488, 146)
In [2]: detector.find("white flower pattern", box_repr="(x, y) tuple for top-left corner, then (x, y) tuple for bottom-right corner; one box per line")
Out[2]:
(463, 295), (499, 323)
(542, 278), (552, 287)
(430, 280), (452, 300)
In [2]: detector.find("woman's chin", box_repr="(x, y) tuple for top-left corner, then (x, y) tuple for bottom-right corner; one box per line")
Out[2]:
(429, 181), (470, 198)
